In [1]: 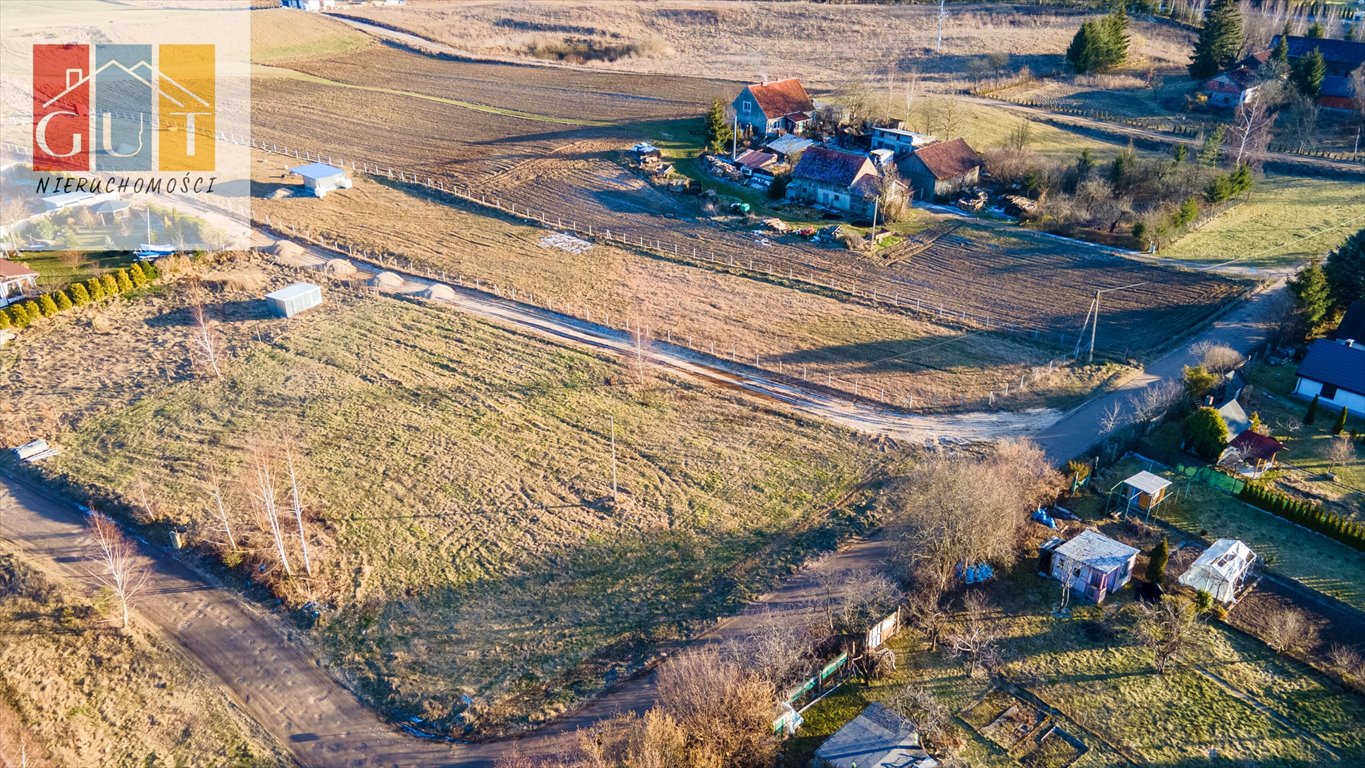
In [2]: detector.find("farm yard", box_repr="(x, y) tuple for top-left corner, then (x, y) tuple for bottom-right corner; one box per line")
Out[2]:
(331, 0), (1194, 87)
(5, 259), (902, 735)
(253, 155), (1124, 412)
(250, 10), (1247, 364)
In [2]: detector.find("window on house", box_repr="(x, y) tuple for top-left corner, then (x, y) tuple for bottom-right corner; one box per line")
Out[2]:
(742, 101), (750, 113)
(1321, 384), (1338, 399)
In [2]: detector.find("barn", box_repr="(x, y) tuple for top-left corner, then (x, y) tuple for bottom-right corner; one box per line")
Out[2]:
(900, 139), (982, 202)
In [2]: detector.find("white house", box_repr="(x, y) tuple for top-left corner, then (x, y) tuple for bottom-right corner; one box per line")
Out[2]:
(1045, 529), (1139, 604)
(1294, 338), (1365, 417)
(1178, 539), (1256, 604)
(869, 126), (935, 159)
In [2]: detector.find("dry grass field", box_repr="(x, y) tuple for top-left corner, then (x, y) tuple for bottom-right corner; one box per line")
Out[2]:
(0, 551), (289, 768)
(335, 0), (1193, 86)
(254, 156), (1121, 411)
(3, 264), (898, 734)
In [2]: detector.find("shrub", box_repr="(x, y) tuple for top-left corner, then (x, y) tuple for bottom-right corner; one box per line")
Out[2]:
(1305, 394), (1320, 425)
(0, 311), (10, 331)
(1146, 537), (1170, 583)
(70, 282), (91, 305)
(101, 274), (118, 296)
(1332, 406), (1348, 436)
(1183, 365), (1219, 402)
(115, 269), (134, 293)
(9, 304), (30, 328)
(128, 263), (148, 287)
(1183, 406), (1229, 461)
(140, 260), (159, 280)
(21, 301), (41, 323)
(1239, 481), (1365, 551)
(37, 294), (58, 318)
(55, 290), (73, 311)
(86, 277), (105, 301)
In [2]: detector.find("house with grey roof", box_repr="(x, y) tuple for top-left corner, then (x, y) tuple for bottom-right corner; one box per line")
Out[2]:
(787, 146), (886, 219)
(813, 702), (938, 768)
(1044, 529), (1139, 603)
(1294, 338), (1365, 417)
(900, 138), (982, 201)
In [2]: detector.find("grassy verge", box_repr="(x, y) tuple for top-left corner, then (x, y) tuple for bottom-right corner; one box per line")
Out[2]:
(0, 551), (289, 766)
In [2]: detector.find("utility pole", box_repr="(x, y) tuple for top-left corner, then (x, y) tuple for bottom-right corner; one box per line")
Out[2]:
(936, 0), (946, 54)
(610, 415), (618, 505)
(1089, 289), (1100, 364)
(732, 111), (738, 160)
(1076, 281), (1149, 364)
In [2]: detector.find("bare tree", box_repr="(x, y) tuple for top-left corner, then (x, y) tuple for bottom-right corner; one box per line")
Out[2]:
(1131, 596), (1210, 674)
(250, 450), (293, 577)
(191, 301), (223, 380)
(738, 610), (820, 690)
(655, 649), (777, 768)
(209, 473), (238, 553)
(1190, 341), (1244, 374)
(883, 684), (964, 755)
(945, 592), (998, 677)
(1226, 98), (1275, 165)
(1327, 643), (1365, 683)
(1326, 435), (1355, 473)
(1100, 400), (1127, 433)
(285, 446), (313, 579)
(87, 510), (148, 629)
(1263, 607), (1319, 656)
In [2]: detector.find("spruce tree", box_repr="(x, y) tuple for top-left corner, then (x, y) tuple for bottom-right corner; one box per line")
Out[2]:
(1307, 21), (1324, 38)
(70, 282), (91, 305)
(38, 294), (58, 318)
(1293, 48), (1326, 97)
(1289, 258), (1331, 329)
(1200, 125), (1225, 166)
(704, 99), (733, 155)
(1272, 25), (1290, 65)
(1306, 394), (1320, 424)
(1147, 537), (1171, 583)
(1067, 22), (1101, 73)
(115, 269), (133, 293)
(1101, 7), (1131, 69)
(86, 277), (105, 301)
(1333, 406), (1348, 435)
(54, 290), (73, 311)
(1324, 227), (1365, 309)
(101, 274), (118, 296)
(1189, 0), (1244, 79)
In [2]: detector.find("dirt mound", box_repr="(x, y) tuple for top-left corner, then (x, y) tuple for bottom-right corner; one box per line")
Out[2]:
(323, 258), (358, 276)
(370, 271), (404, 288)
(271, 240), (305, 260)
(423, 283), (457, 301)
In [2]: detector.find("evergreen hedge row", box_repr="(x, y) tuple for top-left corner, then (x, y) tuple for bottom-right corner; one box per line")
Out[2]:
(0, 261), (158, 332)
(1239, 480), (1365, 552)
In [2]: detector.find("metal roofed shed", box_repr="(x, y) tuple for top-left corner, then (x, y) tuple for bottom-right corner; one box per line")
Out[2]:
(265, 282), (323, 318)
(289, 162), (353, 198)
(1119, 471), (1172, 513)
(1178, 539), (1256, 605)
(813, 702), (937, 768)
(1047, 529), (1139, 603)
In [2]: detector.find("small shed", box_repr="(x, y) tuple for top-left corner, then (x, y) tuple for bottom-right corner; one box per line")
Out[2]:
(1119, 471), (1171, 514)
(813, 703), (937, 768)
(289, 162), (352, 198)
(1178, 539), (1256, 604)
(92, 199), (132, 224)
(1048, 529), (1139, 603)
(265, 282), (323, 318)
(1223, 430), (1284, 475)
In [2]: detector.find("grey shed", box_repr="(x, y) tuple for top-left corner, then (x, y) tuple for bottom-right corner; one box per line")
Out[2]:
(813, 703), (938, 768)
(265, 282), (323, 318)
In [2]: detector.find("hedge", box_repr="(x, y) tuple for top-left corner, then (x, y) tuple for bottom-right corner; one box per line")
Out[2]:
(1, 260), (163, 332)
(1239, 481), (1365, 552)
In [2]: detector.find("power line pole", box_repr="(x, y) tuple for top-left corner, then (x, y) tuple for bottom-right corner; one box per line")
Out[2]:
(610, 415), (618, 505)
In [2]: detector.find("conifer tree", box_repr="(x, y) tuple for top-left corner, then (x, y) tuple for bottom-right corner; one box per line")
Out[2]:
(1293, 47), (1326, 96)
(1189, 0), (1244, 78)
(55, 290), (73, 311)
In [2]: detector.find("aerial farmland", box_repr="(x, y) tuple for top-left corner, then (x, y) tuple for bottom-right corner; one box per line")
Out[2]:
(2, 2), (1364, 767)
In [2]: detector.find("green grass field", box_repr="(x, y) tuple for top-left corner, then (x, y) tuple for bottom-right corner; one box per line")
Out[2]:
(45, 284), (888, 735)
(787, 562), (1365, 767)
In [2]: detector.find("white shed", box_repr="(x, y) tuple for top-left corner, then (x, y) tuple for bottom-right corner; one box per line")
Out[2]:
(265, 282), (323, 318)
(289, 162), (352, 198)
(1178, 539), (1256, 605)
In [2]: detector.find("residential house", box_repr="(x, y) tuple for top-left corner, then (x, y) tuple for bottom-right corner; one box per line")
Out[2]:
(1044, 529), (1139, 604)
(289, 162), (353, 198)
(281, 0), (335, 10)
(731, 79), (815, 137)
(787, 146), (882, 218)
(1201, 51), (1272, 107)
(870, 126), (936, 158)
(1178, 539), (1256, 604)
(1294, 337), (1365, 416)
(900, 138), (982, 201)
(0, 259), (39, 308)
(41, 190), (118, 214)
(1273, 35), (1365, 110)
(813, 703), (938, 768)
(1118, 471), (1171, 514)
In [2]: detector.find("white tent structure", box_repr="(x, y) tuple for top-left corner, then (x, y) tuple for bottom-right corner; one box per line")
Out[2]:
(1178, 539), (1256, 605)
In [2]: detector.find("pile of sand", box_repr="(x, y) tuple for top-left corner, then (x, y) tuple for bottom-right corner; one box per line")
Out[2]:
(271, 240), (305, 260)
(370, 271), (404, 288)
(323, 258), (358, 276)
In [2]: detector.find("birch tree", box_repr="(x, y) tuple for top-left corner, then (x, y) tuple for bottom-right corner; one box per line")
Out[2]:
(191, 301), (223, 380)
(87, 510), (148, 629)
(250, 451), (293, 577)
(209, 474), (237, 553)
(285, 446), (313, 578)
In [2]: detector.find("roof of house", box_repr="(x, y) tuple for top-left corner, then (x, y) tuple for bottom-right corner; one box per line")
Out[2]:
(289, 162), (348, 181)
(791, 146), (874, 188)
(813, 703), (936, 768)
(741, 78), (815, 120)
(909, 138), (981, 181)
(92, 200), (131, 214)
(1123, 470), (1172, 495)
(1321, 75), (1354, 99)
(1297, 338), (1365, 395)
(735, 148), (777, 171)
(873, 126), (936, 142)
(1217, 399), (1251, 437)
(1053, 529), (1140, 573)
(0, 259), (39, 281)
(1228, 430), (1284, 462)
(1335, 300), (1365, 344)
(1275, 35), (1365, 68)
(765, 134), (815, 156)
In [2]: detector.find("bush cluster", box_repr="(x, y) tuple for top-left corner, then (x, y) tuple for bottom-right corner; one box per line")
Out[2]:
(1239, 481), (1365, 552)
(1, 261), (158, 332)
